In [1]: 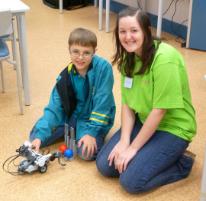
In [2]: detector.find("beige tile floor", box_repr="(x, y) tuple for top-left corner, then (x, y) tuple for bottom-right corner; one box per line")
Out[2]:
(0, 1), (206, 201)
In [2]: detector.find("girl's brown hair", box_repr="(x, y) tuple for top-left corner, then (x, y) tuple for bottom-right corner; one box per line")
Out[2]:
(112, 7), (160, 76)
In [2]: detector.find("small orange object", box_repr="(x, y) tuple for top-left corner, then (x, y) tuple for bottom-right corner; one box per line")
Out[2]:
(58, 144), (67, 153)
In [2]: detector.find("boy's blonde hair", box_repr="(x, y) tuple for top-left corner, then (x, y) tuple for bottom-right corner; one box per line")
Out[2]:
(68, 28), (97, 49)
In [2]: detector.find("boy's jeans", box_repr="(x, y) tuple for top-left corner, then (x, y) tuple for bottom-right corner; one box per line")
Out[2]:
(96, 117), (194, 193)
(30, 117), (105, 161)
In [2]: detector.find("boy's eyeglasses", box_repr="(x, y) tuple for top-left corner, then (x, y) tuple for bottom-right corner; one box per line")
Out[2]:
(70, 49), (93, 59)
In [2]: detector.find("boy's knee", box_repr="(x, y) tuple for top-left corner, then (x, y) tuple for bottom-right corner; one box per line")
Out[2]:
(76, 147), (96, 161)
(77, 152), (95, 161)
(29, 128), (35, 141)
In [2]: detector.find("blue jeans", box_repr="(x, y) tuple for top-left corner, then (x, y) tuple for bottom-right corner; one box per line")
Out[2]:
(96, 118), (194, 193)
(30, 117), (105, 161)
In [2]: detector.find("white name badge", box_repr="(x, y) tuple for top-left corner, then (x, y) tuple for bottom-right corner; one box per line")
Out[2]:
(124, 77), (133, 88)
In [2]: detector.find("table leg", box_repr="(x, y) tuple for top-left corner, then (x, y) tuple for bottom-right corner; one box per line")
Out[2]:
(59, 0), (63, 14)
(105, 0), (110, 33)
(99, 0), (103, 30)
(94, 0), (98, 7)
(16, 14), (31, 106)
(156, 0), (163, 38)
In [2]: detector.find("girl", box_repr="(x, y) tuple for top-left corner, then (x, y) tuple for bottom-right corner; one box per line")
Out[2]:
(96, 8), (196, 193)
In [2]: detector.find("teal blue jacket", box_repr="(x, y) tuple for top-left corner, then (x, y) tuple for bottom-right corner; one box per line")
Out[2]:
(32, 55), (116, 143)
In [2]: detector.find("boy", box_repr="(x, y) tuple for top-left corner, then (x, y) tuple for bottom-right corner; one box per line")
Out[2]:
(30, 28), (116, 160)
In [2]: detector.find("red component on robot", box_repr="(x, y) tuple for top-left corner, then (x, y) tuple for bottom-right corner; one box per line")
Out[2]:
(58, 144), (67, 153)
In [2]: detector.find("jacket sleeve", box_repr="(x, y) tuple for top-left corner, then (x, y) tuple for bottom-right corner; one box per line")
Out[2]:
(31, 85), (66, 143)
(79, 62), (115, 139)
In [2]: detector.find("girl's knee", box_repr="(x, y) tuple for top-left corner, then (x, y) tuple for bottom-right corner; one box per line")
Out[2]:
(119, 172), (147, 194)
(96, 152), (109, 176)
(96, 152), (115, 177)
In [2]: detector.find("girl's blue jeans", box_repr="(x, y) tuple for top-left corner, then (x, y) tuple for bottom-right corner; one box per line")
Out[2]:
(30, 117), (105, 161)
(96, 117), (194, 193)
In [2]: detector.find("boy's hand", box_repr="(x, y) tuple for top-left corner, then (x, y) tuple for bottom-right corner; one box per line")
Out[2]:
(78, 135), (97, 159)
(31, 139), (41, 152)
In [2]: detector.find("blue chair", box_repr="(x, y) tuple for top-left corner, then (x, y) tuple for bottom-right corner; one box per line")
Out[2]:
(0, 10), (23, 114)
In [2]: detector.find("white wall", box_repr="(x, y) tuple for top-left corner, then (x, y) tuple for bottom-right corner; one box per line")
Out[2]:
(113, 0), (190, 26)
(112, 0), (146, 10)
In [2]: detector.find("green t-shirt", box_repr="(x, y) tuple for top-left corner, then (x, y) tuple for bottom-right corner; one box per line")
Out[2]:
(121, 42), (196, 141)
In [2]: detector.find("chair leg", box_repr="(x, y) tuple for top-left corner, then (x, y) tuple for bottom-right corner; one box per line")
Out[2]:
(11, 18), (17, 70)
(15, 60), (24, 114)
(200, 146), (206, 201)
(0, 62), (5, 93)
(11, 38), (17, 70)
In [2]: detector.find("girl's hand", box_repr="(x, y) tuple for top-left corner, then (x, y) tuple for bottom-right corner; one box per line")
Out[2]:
(115, 146), (138, 173)
(31, 138), (41, 152)
(108, 141), (129, 167)
(78, 135), (97, 159)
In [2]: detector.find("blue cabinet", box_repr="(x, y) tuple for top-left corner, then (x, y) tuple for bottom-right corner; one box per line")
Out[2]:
(188, 0), (206, 51)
